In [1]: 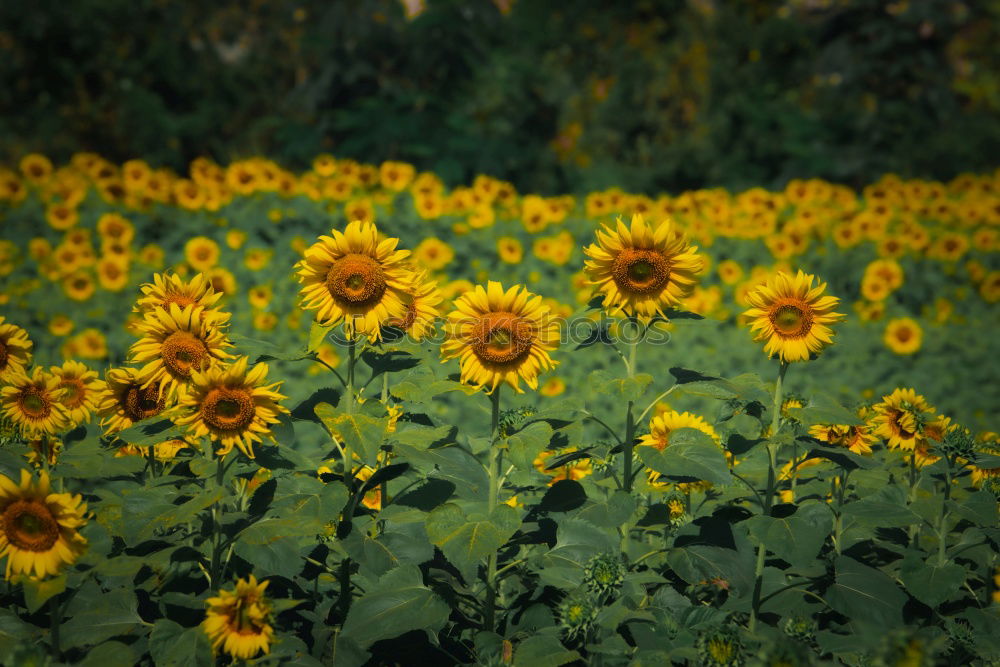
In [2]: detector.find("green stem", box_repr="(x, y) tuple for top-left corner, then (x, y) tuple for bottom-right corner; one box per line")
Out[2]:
(484, 388), (503, 632)
(623, 332), (638, 493)
(209, 454), (226, 586)
(344, 337), (357, 488)
(49, 594), (61, 660)
(937, 455), (954, 564)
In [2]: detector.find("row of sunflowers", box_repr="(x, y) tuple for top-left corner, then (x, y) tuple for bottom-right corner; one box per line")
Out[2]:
(0, 154), (998, 665)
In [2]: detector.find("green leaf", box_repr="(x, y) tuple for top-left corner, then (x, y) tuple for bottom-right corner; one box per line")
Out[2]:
(507, 421), (554, 470)
(577, 491), (638, 529)
(951, 490), (998, 527)
(61, 585), (142, 649)
(391, 424), (452, 449)
(841, 499), (919, 528)
(637, 429), (731, 485)
(314, 402), (387, 463)
(308, 321), (336, 352)
(22, 574), (66, 614)
(340, 564), (450, 650)
(745, 513), (829, 567)
(149, 619), (214, 667)
(238, 516), (325, 544)
(513, 635), (580, 667)
(59, 438), (145, 479)
(426, 503), (520, 574)
(230, 333), (309, 362)
(900, 561), (965, 608)
(826, 556), (906, 628)
(590, 370), (653, 401)
(787, 393), (863, 426)
(80, 641), (139, 667)
(545, 518), (617, 567)
(115, 418), (185, 446)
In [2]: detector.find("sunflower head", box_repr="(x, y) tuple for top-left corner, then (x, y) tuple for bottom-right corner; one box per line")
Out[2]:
(742, 270), (844, 363)
(202, 575), (274, 660)
(384, 269), (443, 341)
(296, 220), (413, 340)
(0, 368), (71, 438)
(175, 357), (289, 460)
(639, 411), (719, 452)
(583, 214), (704, 321)
(0, 469), (88, 580)
(49, 360), (103, 426)
(134, 272), (229, 325)
(870, 388), (937, 451)
(96, 367), (168, 436)
(441, 281), (559, 393)
(0, 317), (33, 383)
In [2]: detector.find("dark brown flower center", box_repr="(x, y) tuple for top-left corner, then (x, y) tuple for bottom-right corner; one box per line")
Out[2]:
(611, 248), (671, 294)
(18, 387), (50, 419)
(325, 254), (386, 306)
(769, 302), (813, 337)
(0, 340), (8, 370)
(895, 326), (913, 343)
(123, 383), (164, 421)
(59, 378), (86, 409)
(202, 388), (255, 432)
(471, 311), (534, 364)
(162, 331), (208, 378)
(3, 500), (59, 552)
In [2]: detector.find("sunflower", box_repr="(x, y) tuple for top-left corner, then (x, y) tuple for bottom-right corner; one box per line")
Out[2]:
(639, 411), (720, 452)
(45, 203), (78, 231)
(25, 437), (63, 469)
(0, 317), (33, 383)
(96, 213), (135, 244)
(412, 237), (454, 271)
(497, 237), (524, 264)
(134, 272), (229, 325)
(385, 270), (442, 341)
(441, 281), (559, 393)
(883, 317), (922, 355)
(130, 304), (232, 401)
(540, 376), (566, 397)
(743, 270), (844, 362)
(184, 236), (220, 272)
(717, 259), (743, 285)
(63, 271), (95, 301)
(534, 448), (593, 485)
(0, 368), (71, 438)
(583, 214), (704, 320)
(870, 388), (938, 451)
(202, 575), (274, 660)
(296, 220), (412, 340)
(808, 420), (876, 455)
(19, 154), (53, 183)
(95, 367), (167, 436)
(96, 257), (129, 292)
(174, 357), (288, 459)
(0, 469), (87, 580)
(50, 360), (103, 426)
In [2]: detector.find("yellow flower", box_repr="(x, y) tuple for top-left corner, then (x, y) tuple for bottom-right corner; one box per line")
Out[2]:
(45, 203), (78, 231)
(717, 259), (743, 285)
(252, 311), (278, 332)
(380, 161), (416, 191)
(72, 328), (108, 360)
(497, 237), (523, 264)
(441, 281), (559, 393)
(296, 220), (412, 340)
(584, 214), (704, 321)
(175, 357), (288, 460)
(134, 272), (229, 325)
(743, 270), (844, 363)
(979, 271), (1000, 303)
(96, 213), (135, 244)
(19, 154), (53, 183)
(884, 317), (923, 355)
(639, 411), (719, 452)
(412, 237), (455, 271)
(385, 270), (443, 341)
(540, 376), (566, 397)
(313, 153), (337, 177)
(808, 421), (876, 456)
(244, 248), (273, 271)
(1, 368), (71, 437)
(95, 367), (167, 437)
(48, 316), (74, 337)
(248, 285), (273, 310)
(129, 305), (233, 401)
(864, 259), (904, 290)
(28, 238), (52, 261)
(870, 388), (942, 452)
(63, 271), (95, 301)
(860, 273), (891, 302)
(534, 448), (593, 485)
(0, 317), (33, 383)
(225, 229), (247, 250)
(0, 469), (87, 580)
(50, 360), (103, 426)
(96, 257), (129, 292)
(202, 575), (274, 660)
(206, 267), (238, 296)
(184, 236), (221, 272)
(138, 243), (165, 267)
(25, 437), (63, 469)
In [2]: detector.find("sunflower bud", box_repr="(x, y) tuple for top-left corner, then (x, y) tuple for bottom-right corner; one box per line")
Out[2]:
(583, 553), (625, 600)
(782, 615), (817, 643)
(696, 626), (744, 667)
(557, 594), (598, 643)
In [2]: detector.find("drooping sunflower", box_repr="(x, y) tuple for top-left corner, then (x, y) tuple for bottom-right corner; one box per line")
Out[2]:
(202, 575), (274, 660)
(50, 360), (104, 426)
(95, 367), (167, 436)
(441, 281), (559, 393)
(883, 317), (923, 355)
(1, 368), (71, 437)
(174, 357), (288, 459)
(583, 214), (704, 320)
(0, 317), (33, 383)
(0, 469), (88, 580)
(385, 269), (442, 341)
(870, 388), (938, 451)
(130, 304), (232, 401)
(296, 220), (413, 340)
(639, 410), (720, 451)
(134, 272), (229, 325)
(743, 270), (844, 363)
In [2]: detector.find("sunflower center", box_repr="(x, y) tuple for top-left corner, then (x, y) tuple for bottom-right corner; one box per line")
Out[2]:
(123, 383), (164, 421)
(3, 500), (59, 552)
(611, 249), (671, 294)
(471, 311), (534, 364)
(162, 331), (208, 378)
(769, 302), (813, 337)
(0, 340), (8, 370)
(202, 387), (255, 432)
(325, 254), (387, 306)
(895, 326), (912, 342)
(59, 379), (86, 408)
(18, 388), (50, 419)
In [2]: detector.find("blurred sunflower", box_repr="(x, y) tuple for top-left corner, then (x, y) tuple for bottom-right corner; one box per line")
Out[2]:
(19, 154), (53, 183)
(497, 237), (523, 264)
(62, 272), (95, 301)
(202, 575), (274, 660)
(175, 357), (288, 459)
(1, 368), (71, 437)
(129, 304), (232, 401)
(584, 214), (704, 320)
(743, 270), (843, 362)
(96, 257), (129, 292)
(412, 237), (454, 271)
(184, 236), (220, 272)
(50, 360), (103, 425)
(47, 316), (73, 337)
(0, 317), (33, 383)
(96, 367), (166, 436)
(441, 281), (559, 393)
(883, 317), (923, 355)
(385, 270), (442, 341)
(296, 220), (412, 340)
(134, 272), (229, 325)
(96, 213), (134, 244)
(0, 469), (88, 580)
(45, 203), (78, 231)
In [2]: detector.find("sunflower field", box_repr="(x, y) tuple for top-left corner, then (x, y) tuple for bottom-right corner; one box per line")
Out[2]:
(0, 149), (998, 667)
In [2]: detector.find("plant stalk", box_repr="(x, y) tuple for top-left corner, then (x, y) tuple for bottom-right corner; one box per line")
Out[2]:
(484, 387), (503, 632)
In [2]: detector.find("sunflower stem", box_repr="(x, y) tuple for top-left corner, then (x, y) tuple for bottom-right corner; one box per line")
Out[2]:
(485, 387), (502, 632)
(622, 331), (639, 493)
(49, 594), (61, 660)
(343, 337), (357, 489)
(209, 454), (226, 586)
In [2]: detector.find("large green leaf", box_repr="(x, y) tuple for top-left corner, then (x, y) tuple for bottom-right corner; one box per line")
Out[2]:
(340, 564), (450, 650)
(589, 370), (653, 401)
(545, 518), (617, 567)
(425, 503), (520, 574)
(513, 635), (580, 667)
(826, 556), (906, 628)
(61, 585), (142, 649)
(841, 499), (919, 528)
(22, 574), (66, 614)
(148, 619), (213, 667)
(745, 512), (829, 567)
(314, 402), (387, 463)
(115, 417), (186, 446)
(507, 421), (554, 470)
(637, 429), (731, 485)
(900, 561), (966, 608)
